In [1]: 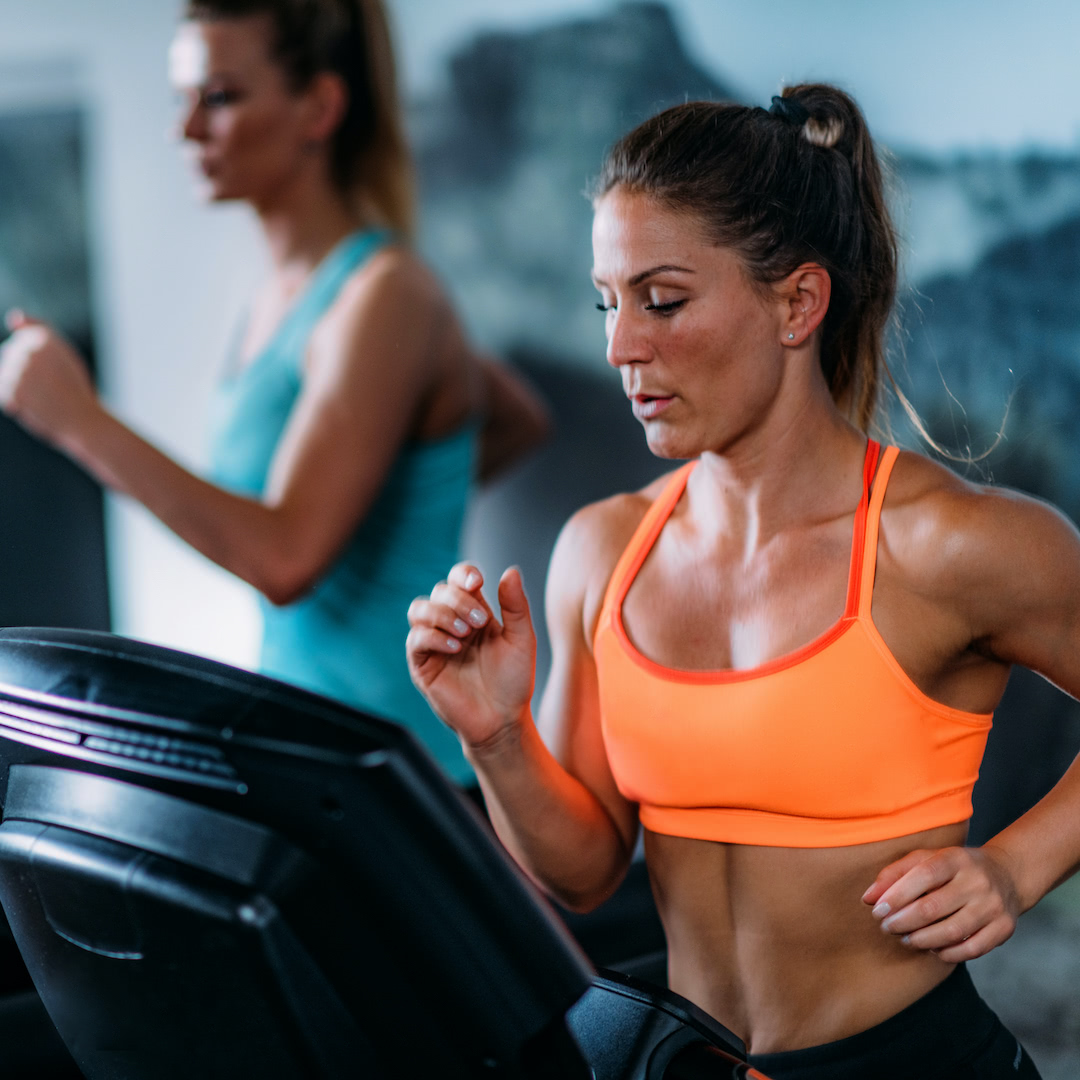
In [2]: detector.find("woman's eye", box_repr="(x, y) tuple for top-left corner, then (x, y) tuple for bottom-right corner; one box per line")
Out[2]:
(203, 87), (239, 108)
(644, 299), (686, 316)
(595, 302), (614, 313)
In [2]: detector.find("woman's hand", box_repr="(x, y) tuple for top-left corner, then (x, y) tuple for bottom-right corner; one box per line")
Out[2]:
(406, 562), (537, 751)
(862, 844), (1021, 962)
(0, 311), (100, 449)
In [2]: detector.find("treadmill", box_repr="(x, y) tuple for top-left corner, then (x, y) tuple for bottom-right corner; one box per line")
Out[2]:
(0, 627), (761, 1079)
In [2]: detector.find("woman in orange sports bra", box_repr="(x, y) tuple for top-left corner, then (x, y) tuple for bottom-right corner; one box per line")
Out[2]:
(407, 85), (1077, 1078)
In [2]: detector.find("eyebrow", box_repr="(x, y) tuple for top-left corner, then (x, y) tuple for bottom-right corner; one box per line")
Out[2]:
(591, 264), (695, 288)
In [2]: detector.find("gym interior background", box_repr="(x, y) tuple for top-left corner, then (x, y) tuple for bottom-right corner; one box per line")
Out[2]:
(0, 0), (1078, 1074)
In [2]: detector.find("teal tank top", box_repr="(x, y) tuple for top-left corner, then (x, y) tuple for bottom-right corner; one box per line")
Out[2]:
(207, 229), (477, 783)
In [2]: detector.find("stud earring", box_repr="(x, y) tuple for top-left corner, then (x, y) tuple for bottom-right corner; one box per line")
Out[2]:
(787, 333), (795, 340)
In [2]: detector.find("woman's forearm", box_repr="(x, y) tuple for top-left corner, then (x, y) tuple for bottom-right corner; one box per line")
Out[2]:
(984, 749), (1080, 912)
(64, 406), (314, 603)
(467, 713), (633, 912)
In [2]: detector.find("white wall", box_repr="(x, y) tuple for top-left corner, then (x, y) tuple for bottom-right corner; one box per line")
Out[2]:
(0, 0), (264, 665)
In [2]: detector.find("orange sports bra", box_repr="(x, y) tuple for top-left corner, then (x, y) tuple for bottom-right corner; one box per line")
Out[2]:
(593, 442), (993, 848)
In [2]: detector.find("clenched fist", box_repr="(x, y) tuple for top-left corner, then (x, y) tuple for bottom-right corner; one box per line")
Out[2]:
(0, 310), (100, 448)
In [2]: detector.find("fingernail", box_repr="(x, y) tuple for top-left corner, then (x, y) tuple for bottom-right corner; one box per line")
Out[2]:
(446, 637), (461, 651)
(901, 935), (911, 946)
(468, 608), (487, 627)
(464, 572), (480, 589)
(872, 902), (890, 919)
(452, 619), (469, 635)
(881, 915), (897, 932)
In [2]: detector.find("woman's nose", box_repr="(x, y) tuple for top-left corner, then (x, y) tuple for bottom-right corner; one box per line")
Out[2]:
(178, 99), (207, 143)
(605, 310), (650, 368)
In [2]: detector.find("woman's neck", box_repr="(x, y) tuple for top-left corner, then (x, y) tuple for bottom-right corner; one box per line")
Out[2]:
(694, 387), (868, 553)
(252, 165), (372, 276)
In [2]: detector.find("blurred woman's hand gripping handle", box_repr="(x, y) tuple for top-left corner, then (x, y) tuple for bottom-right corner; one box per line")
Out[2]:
(0, 313), (103, 454)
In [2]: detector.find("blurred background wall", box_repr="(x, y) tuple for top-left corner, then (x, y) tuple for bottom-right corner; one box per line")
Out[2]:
(1, 1), (1079, 1072)
(0, 0), (265, 662)
(0, 57), (109, 629)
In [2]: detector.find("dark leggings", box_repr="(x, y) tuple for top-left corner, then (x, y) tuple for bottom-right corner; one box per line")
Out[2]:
(745, 965), (1041, 1080)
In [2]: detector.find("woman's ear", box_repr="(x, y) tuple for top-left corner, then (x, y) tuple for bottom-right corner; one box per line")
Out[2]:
(778, 263), (831, 346)
(303, 71), (349, 144)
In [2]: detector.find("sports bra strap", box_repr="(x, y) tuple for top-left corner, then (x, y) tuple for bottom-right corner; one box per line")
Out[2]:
(600, 444), (895, 632)
(840, 440), (881, 619)
(857, 445), (900, 616)
(598, 463), (695, 633)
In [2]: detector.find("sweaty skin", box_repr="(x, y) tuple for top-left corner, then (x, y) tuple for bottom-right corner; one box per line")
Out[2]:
(572, 451), (1003, 1051)
(407, 188), (1080, 1054)
(646, 827), (965, 1051)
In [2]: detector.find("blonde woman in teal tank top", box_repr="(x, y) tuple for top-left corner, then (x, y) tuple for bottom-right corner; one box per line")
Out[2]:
(0, 0), (547, 785)
(207, 228), (482, 780)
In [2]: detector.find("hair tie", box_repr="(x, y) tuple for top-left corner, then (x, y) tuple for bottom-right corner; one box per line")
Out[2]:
(770, 95), (810, 127)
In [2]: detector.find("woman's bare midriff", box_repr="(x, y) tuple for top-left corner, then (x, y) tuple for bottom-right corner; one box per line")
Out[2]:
(644, 821), (968, 1054)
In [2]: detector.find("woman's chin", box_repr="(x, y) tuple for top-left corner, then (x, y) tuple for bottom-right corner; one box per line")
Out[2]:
(191, 175), (242, 204)
(643, 427), (697, 461)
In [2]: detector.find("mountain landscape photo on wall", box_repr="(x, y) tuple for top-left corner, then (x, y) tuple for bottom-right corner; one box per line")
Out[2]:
(413, 1), (1080, 510)
(405, 3), (1080, 1071)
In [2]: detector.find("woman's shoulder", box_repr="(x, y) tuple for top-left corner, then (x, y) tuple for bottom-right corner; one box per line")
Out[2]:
(883, 446), (1079, 604)
(549, 468), (687, 634)
(310, 240), (460, 374)
(559, 468), (684, 558)
(886, 446), (1069, 532)
(334, 241), (446, 315)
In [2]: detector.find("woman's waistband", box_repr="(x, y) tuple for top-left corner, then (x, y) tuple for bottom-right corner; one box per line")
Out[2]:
(745, 965), (998, 1080)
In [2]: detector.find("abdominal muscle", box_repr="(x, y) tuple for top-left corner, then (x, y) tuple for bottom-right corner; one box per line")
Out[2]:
(644, 820), (968, 1054)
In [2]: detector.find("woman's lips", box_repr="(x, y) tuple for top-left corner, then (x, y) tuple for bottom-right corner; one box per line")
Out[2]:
(631, 394), (675, 420)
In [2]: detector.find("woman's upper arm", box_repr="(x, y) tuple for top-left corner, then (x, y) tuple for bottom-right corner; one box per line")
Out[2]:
(536, 502), (641, 857)
(257, 249), (442, 597)
(964, 488), (1080, 696)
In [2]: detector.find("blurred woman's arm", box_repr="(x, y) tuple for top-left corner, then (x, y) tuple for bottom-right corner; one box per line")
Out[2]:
(474, 356), (550, 483)
(0, 248), (451, 605)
